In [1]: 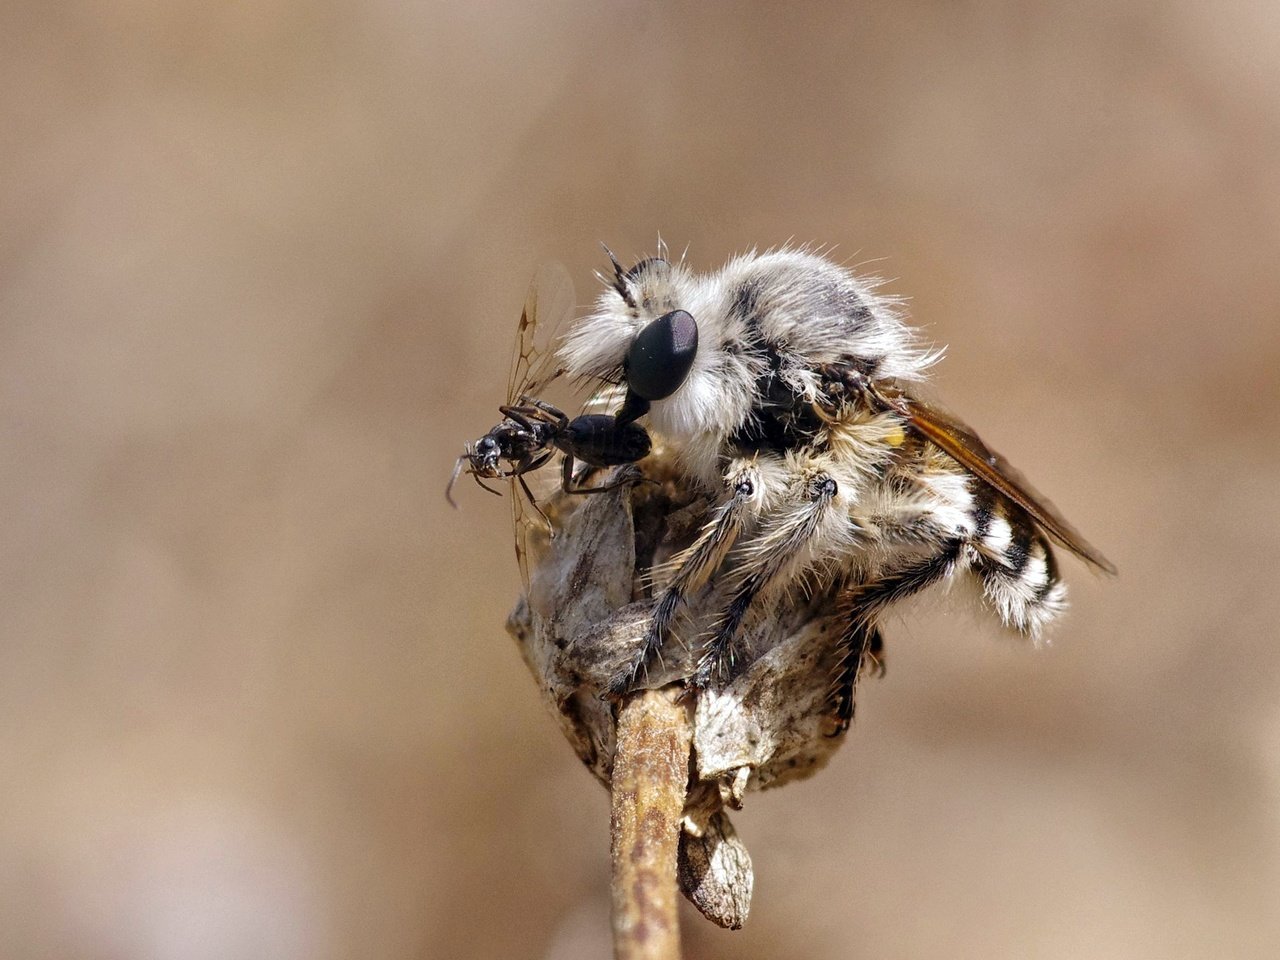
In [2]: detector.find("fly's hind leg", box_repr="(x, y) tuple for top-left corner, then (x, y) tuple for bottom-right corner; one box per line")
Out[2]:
(825, 620), (883, 737)
(824, 538), (965, 735)
(602, 459), (765, 699)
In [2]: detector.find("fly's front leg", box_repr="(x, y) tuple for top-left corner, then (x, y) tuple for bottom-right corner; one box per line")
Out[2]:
(694, 465), (847, 689)
(602, 459), (765, 699)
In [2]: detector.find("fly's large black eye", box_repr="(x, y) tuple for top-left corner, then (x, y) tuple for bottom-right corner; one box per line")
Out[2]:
(625, 309), (699, 401)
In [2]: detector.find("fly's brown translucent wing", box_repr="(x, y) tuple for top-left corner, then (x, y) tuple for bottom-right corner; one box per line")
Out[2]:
(867, 383), (1117, 575)
(507, 262), (576, 405)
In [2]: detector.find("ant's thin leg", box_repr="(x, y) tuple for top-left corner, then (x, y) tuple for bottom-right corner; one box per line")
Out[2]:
(498, 406), (538, 431)
(500, 404), (563, 432)
(560, 457), (642, 496)
(521, 398), (570, 430)
(517, 474), (554, 535)
(499, 450), (554, 480)
(473, 475), (504, 497)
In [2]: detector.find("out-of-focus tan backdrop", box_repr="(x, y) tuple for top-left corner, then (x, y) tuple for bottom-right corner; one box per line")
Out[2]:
(4, 2), (1279, 958)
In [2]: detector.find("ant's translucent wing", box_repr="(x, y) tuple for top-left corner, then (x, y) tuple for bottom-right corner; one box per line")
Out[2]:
(511, 477), (533, 593)
(510, 465), (558, 594)
(504, 263), (576, 591)
(508, 262), (576, 406)
(578, 379), (627, 417)
(868, 383), (1117, 575)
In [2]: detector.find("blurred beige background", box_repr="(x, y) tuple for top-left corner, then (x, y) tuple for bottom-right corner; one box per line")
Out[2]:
(4, 1), (1279, 958)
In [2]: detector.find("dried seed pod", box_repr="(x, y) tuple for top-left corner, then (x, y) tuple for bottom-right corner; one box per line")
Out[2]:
(506, 450), (858, 928)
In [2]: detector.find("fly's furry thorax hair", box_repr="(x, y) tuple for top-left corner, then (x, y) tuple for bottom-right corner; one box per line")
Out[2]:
(558, 246), (940, 488)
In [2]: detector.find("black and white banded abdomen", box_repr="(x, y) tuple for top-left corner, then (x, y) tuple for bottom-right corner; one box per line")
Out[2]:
(966, 489), (1067, 639)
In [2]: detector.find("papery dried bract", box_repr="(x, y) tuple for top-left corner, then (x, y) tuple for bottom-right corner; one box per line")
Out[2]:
(507, 454), (858, 927)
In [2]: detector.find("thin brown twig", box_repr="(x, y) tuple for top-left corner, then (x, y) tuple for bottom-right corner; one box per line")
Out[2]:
(609, 687), (692, 960)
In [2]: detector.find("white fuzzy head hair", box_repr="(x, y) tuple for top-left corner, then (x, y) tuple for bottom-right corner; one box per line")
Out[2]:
(558, 243), (940, 471)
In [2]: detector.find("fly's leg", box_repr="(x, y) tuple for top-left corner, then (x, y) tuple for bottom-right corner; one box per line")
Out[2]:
(693, 467), (844, 690)
(824, 539), (965, 735)
(824, 620), (883, 737)
(602, 461), (763, 699)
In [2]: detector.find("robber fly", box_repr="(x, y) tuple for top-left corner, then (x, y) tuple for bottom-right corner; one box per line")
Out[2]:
(560, 243), (1115, 730)
(447, 261), (699, 584)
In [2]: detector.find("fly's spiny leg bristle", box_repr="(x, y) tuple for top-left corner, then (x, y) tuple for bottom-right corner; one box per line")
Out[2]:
(824, 621), (883, 737)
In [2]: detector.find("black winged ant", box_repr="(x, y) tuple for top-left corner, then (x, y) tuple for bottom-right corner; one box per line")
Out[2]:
(445, 397), (652, 512)
(447, 259), (699, 583)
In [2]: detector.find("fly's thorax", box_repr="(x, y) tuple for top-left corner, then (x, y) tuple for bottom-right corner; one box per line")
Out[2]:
(821, 409), (909, 479)
(710, 250), (927, 375)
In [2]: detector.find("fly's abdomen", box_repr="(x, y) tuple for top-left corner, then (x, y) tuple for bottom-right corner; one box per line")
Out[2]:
(970, 496), (1067, 639)
(562, 414), (652, 466)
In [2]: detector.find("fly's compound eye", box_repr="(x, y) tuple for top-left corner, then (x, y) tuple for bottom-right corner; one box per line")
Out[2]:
(625, 309), (699, 401)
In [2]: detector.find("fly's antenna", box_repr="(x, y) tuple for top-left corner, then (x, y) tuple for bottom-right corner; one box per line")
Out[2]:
(600, 242), (637, 309)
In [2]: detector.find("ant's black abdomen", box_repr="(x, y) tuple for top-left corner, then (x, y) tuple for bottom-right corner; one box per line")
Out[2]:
(561, 414), (651, 466)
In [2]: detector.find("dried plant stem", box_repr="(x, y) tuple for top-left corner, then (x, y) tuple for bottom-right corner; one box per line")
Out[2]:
(609, 688), (692, 960)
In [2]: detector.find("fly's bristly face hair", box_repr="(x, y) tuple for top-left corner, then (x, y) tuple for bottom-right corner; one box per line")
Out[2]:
(555, 242), (1113, 724)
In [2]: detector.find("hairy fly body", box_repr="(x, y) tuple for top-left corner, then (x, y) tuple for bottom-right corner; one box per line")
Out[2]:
(560, 243), (1115, 731)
